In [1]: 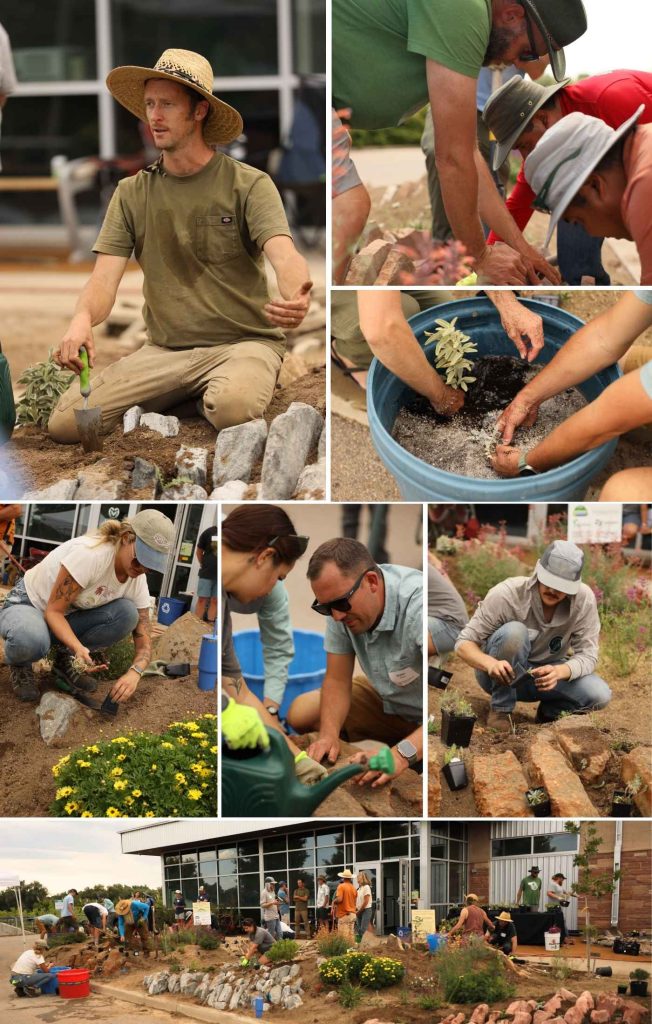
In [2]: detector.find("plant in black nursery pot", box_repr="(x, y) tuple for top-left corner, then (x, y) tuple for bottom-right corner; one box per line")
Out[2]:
(526, 787), (551, 817)
(629, 969), (649, 997)
(442, 745), (468, 791)
(440, 691), (476, 746)
(428, 665), (453, 690)
(610, 774), (646, 817)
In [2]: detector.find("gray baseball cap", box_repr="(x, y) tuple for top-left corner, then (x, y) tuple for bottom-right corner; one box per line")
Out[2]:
(132, 509), (174, 573)
(517, 0), (587, 82)
(265, 876), (277, 884)
(483, 76), (569, 170)
(535, 541), (585, 596)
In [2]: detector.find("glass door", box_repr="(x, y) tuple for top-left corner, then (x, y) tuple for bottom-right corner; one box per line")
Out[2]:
(355, 861), (380, 934)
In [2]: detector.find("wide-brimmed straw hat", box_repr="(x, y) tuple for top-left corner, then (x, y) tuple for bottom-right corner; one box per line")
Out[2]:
(524, 105), (645, 250)
(483, 76), (570, 170)
(497, 911), (513, 923)
(337, 869), (355, 880)
(115, 899), (132, 916)
(106, 48), (243, 146)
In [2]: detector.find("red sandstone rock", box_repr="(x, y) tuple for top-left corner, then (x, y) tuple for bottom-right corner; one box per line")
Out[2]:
(101, 949), (125, 977)
(528, 736), (598, 815)
(564, 1006), (585, 1024)
(528, 1003), (539, 1011)
(375, 248), (415, 285)
(346, 240), (394, 285)
(544, 996), (564, 1013)
(508, 1001), (535, 1016)
(596, 995), (621, 1017)
(512, 1012), (532, 1024)
(451, 1013), (466, 1024)
(621, 747), (652, 817)
(534, 1011), (555, 1024)
(555, 722), (611, 784)
(560, 991), (579, 1004)
(473, 751), (533, 816)
(623, 1007), (647, 1024)
(470, 1004), (489, 1024)
(591, 1011), (610, 1023)
(576, 992), (595, 1016)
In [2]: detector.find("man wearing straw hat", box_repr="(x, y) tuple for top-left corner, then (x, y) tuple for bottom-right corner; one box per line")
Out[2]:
(488, 911), (518, 954)
(483, 71), (652, 283)
(333, 870), (357, 938)
(521, 106), (652, 284)
(50, 49), (313, 443)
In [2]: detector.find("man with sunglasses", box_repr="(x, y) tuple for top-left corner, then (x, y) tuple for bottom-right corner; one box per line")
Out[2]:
(287, 538), (423, 783)
(332, 0), (587, 285)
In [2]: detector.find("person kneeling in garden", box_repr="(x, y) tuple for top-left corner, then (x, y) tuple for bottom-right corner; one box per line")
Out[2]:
(455, 540), (611, 734)
(0, 509), (173, 702)
(488, 912), (517, 955)
(241, 918), (276, 966)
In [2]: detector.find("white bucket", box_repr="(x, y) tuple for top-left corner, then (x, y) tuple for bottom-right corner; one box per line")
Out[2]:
(544, 931), (561, 951)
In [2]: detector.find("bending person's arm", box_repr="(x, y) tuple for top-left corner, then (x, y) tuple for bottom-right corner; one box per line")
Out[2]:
(350, 725), (424, 788)
(258, 582), (295, 709)
(56, 253), (128, 373)
(357, 291), (464, 416)
(45, 567), (107, 668)
(110, 606), (151, 703)
(262, 235), (313, 329)
(306, 652), (355, 765)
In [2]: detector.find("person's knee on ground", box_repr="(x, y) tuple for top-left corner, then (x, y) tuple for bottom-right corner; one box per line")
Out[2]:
(600, 467), (652, 501)
(285, 690), (321, 733)
(1, 619), (51, 666)
(202, 350), (280, 432)
(332, 184), (371, 283)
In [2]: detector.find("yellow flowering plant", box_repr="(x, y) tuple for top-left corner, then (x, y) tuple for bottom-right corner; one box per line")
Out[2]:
(318, 953), (405, 990)
(50, 715), (217, 818)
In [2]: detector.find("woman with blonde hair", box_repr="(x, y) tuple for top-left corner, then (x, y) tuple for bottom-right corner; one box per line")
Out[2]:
(0, 509), (173, 703)
(355, 871), (373, 939)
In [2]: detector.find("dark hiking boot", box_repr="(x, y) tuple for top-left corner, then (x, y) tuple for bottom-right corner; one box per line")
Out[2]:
(51, 645), (100, 693)
(535, 702), (572, 723)
(10, 665), (40, 701)
(486, 709), (513, 735)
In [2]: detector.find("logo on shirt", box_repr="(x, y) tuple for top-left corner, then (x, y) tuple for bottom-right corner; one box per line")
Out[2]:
(549, 635), (563, 652)
(221, 216), (233, 224)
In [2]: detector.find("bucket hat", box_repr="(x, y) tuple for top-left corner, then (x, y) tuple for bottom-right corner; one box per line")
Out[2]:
(483, 76), (570, 170)
(497, 911), (513, 922)
(517, 0), (587, 82)
(337, 869), (355, 879)
(264, 877), (277, 884)
(524, 105), (645, 249)
(115, 899), (132, 916)
(529, 866), (541, 873)
(132, 509), (174, 574)
(34, 938), (48, 948)
(535, 540), (587, 595)
(106, 48), (243, 146)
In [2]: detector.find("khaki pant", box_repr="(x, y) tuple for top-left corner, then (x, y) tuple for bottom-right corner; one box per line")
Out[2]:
(336, 912), (356, 937)
(294, 907), (310, 937)
(343, 676), (418, 747)
(125, 920), (151, 951)
(48, 340), (283, 443)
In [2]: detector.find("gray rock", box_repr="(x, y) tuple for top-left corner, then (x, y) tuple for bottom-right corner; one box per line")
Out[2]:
(140, 412), (180, 437)
(160, 483), (208, 500)
(229, 988), (242, 1010)
(294, 457), (326, 498)
(132, 457), (159, 492)
(147, 972), (169, 995)
(175, 445), (208, 487)
(123, 405), (145, 433)
(167, 974), (180, 993)
(289, 963), (301, 979)
(195, 978), (212, 1003)
(208, 480), (250, 500)
(268, 984), (283, 1005)
(213, 419), (268, 486)
(75, 460), (127, 499)
(35, 692), (82, 746)
(281, 984), (291, 1001)
(219, 983), (232, 1006)
(207, 984), (224, 1007)
(260, 402), (324, 499)
(318, 424), (326, 460)
(22, 480), (79, 500)
(179, 970), (205, 996)
(283, 994), (304, 1010)
(270, 965), (292, 983)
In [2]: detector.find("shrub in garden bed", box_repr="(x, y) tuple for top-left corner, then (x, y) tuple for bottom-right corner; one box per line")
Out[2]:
(266, 939), (298, 963)
(435, 937), (515, 1003)
(50, 714), (217, 817)
(319, 951), (405, 990)
(316, 927), (353, 956)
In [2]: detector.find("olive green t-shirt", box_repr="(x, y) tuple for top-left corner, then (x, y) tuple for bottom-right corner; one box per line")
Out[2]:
(333, 0), (492, 128)
(94, 152), (291, 351)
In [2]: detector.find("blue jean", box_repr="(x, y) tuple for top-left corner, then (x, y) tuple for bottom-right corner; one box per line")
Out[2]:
(429, 616), (462, 656)
(356, 907), (373, 939)
(475, 621), (612, 716)
(0, 578), (139, 666)
(557, 221), (610, 286)
(11, 970), (50, 990)
(264, 917), (283, 941)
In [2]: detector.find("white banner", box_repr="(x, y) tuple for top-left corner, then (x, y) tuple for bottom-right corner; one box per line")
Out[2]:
(568, 504), (622, 545)
(192, 902), (211, 926)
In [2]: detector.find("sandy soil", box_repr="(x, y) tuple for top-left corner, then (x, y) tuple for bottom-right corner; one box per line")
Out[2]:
(0, 612), (216, 818)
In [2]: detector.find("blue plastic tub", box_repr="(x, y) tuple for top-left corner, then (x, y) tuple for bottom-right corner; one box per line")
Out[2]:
(42, 965), (71, 995)
(367, 298), (621, 500)
(233, 629), (326, 718)
(427, 933), (447, 953)
(157, 596), (188, 626)
(198, 634), (217, 691)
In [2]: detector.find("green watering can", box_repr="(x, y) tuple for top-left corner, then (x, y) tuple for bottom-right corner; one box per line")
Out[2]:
(221, 728), (394, 816)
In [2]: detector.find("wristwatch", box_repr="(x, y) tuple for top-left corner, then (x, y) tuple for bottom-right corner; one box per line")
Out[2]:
(396, 739), (419, 767)
(265, 706), (279, 717)
(129, 665), (144, 676)
(518, 452), (539, 477)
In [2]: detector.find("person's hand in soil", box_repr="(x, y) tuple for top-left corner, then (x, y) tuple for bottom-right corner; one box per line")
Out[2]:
(498, 305), (545, 363)
(73, 646), (109, 673)
(110, 670), (140, 703)
(496, 385), (542, 443)
(531, 664), (570, 691)
(491, 444), (523, 477)
(306, 733), (341, 765)
(485, 657), (515, 684)
(55, 317), (97, 374)
(263, 281), (313, 329)
(347, 745), (407, 788)
(475, 244), (528, 286)
(431, 384), (464, 418)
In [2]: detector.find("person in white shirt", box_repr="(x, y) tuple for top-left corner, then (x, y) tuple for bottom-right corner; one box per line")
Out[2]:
(260, 876), (282, 941)
(0, 510), (172, 703)
(58, 889), (78, 931)
(547, 872), (575, 946)
(355, 871), (373, 940)
(316, 874), (331, 931)
(83, 900), (108, 946)
(10, 939), (51, 994)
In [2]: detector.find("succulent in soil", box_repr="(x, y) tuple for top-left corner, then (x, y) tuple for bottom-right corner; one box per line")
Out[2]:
(426, 317), (478, 391)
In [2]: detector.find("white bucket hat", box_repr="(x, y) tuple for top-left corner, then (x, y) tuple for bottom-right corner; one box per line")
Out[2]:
(106, 48), (243, 145)
(535, 540), (584, 596)
(523, 104), (645, 249)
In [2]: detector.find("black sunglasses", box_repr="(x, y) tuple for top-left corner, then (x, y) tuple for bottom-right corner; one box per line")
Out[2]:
(268, 534), (309, 558)
(311, 566), (375, 617)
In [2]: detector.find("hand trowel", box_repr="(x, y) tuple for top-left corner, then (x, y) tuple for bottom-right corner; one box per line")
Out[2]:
(74, 345), (103, 452)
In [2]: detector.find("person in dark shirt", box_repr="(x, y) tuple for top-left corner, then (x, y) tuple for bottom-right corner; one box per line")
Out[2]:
(489, 911), (517, 954)
(196, 525), (217, 624)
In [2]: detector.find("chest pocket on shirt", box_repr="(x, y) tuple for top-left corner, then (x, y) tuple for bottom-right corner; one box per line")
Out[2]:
(195, 214), (240, 264)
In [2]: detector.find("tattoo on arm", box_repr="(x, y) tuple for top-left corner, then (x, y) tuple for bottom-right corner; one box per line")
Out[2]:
(132, 608), (151, 670)
(51, 569), (83, 607)
(223, 675), (244, 697)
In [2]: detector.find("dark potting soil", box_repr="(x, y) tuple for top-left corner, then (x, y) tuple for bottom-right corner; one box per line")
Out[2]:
(393, 355), (587, 479)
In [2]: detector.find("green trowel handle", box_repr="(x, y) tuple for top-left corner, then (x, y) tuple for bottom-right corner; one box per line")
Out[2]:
(79, 346), (91, 397)
(367, 746), (395, 775)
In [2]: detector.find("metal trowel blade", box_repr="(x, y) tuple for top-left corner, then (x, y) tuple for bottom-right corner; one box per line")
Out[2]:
(74, 406), (103, 452)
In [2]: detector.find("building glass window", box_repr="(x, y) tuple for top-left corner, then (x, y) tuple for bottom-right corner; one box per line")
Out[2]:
(288, 832), (315, 852)
(1, 96), (100, 185)
(263, 854), (287, 875)
(382, 837), (409, 859)
(355, 840), (380, 862)
(292, 0), (325, 74)
(533, 833), (579, 854)
(491, 837), (533, 858)
(199, 849), (217, 863)
(382, 822), (410, 838)
(316, 830), (345, 847)
(23, 504), (77, 545)
(5, 3), (97, 82)
(355, 823), (380, 843)
(263, 835), (287, 854)
(218, 875), (238, 907)
(238, 874), (261, 908)
(290, 846), (315, 870)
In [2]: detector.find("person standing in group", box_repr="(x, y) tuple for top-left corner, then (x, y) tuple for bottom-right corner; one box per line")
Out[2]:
(195, 524), (217, 625)
(516, 866), (542, 912)
(547, 872), (576, 946)
(355, 871), (373, 940)
(260, 876), (283, 941)
(277, 880), (290, 925)
(333, 869), (357, 938)
(293, 878), (310, 938)
(58, 888), (78, 932)
(316, 874), (331, 931)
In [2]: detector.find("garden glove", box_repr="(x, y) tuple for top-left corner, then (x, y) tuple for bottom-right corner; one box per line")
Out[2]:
(222, 699), (270, 751)
(240, 957), (249, 966)
(294, 751), (329, 785)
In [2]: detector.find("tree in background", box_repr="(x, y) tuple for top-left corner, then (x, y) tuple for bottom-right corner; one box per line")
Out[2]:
(564, 822), (621, 974)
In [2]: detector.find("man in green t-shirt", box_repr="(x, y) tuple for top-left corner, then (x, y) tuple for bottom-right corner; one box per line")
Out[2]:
(516, 866), (542, 911)
(332, 0), (587, 285)
(50, 48), (313, 444)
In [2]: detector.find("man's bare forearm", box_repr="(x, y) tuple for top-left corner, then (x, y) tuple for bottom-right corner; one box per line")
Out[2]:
(71, 276), (119, 328)
(456, 639), (494, 673)
(318, 674), (352, 739)
(365, 317), (450, 405)
(437, 153), (487, 260)
(131, 608), (152, 672)
(476, 156), (533, 256)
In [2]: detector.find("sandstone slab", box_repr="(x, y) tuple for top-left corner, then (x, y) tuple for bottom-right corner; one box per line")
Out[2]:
(473, 750), (533, 817)
(528, 735), (598, 816)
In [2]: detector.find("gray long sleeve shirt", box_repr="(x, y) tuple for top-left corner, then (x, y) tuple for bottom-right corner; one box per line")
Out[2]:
(229, 581), (295, 705)
(454, 572), (600, 681)
(428, 564), (469, 633)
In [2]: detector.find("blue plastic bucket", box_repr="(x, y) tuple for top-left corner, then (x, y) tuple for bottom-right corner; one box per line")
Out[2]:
(157, 596), (188, 626)
(198, 634), (217, 691)
(42, 965), (71, 995)
(426, 933), (446, 953)
(233, 629), (326, 718)
(367, 298), (621, 500)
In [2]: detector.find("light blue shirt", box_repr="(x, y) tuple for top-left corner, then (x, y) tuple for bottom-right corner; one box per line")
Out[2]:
(324, 564), (423, 721)
(476, 67), (523, 112)
(229, 581), (295, 706)
(117, 899), (150, 939)
(634, 291), (652, 398)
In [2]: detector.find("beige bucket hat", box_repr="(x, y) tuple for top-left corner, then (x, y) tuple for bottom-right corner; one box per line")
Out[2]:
(483, 76), (570, 170)
(115, 899), (132, 916)
(106, 48), (243, 145)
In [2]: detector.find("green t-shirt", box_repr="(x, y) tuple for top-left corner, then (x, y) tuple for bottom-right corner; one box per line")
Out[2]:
(94, 152), (290, 352)
(333, 0), (492, 128)
(519, 875), (542, 907)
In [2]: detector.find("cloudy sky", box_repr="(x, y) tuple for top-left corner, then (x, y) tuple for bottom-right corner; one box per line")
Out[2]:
(563, 0), (652, 76)
(0, 820), (161, 895)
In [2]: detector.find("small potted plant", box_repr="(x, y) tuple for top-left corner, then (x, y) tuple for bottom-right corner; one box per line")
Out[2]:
(617, 983), (628, 995)
(630, 969), (649, 997)
(526, 787), (551, 818)
(611, 774), (646, 817)
(442, 745), (468, 791)
(440, 691), (476, 746)
(428, 665), (453, 690)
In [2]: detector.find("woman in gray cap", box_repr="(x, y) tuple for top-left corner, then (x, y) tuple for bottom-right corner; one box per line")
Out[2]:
(0, 509), (173, 703)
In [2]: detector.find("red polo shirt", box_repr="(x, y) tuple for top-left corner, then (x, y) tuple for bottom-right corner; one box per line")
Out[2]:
(487, 70), (652, 242)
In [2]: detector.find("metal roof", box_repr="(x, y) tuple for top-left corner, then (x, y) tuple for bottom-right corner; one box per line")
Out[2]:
(120, 818), (318, 855)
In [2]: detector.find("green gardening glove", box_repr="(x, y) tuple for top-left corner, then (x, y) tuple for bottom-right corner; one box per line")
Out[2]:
(222, 699), (270, 751)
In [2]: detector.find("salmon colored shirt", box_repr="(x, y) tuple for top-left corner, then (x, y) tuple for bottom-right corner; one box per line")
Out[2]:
(335, 881), (357, 917)
(622, 124), (652, 285)
(488, 70), (652, 243)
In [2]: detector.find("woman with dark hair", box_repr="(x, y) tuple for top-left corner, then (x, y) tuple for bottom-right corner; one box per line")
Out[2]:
(221, 505), (326, 785)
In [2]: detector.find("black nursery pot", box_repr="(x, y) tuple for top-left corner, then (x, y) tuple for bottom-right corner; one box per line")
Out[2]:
(595, 967), (612, 978)
(617, 985), (628, 995)
(526, 789), (551, 818)
(443, 760), (468, 792)
(428, 667), (453, 690)
(610, 793), (633, 817)
(630, 981), (648, 997)
(441, 708), (476, 746)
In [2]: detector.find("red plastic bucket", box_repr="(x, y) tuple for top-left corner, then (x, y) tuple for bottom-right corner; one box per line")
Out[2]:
(58, 968), (90, 999)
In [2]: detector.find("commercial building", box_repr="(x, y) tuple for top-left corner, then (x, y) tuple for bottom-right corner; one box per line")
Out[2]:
(121, 818), (650, 935)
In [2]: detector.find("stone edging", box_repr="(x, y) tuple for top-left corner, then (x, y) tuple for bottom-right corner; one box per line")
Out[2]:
(91, 981), (252, 1023)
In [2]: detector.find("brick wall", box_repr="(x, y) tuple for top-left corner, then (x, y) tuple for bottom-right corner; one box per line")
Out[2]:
(583, 850), (651, 932)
